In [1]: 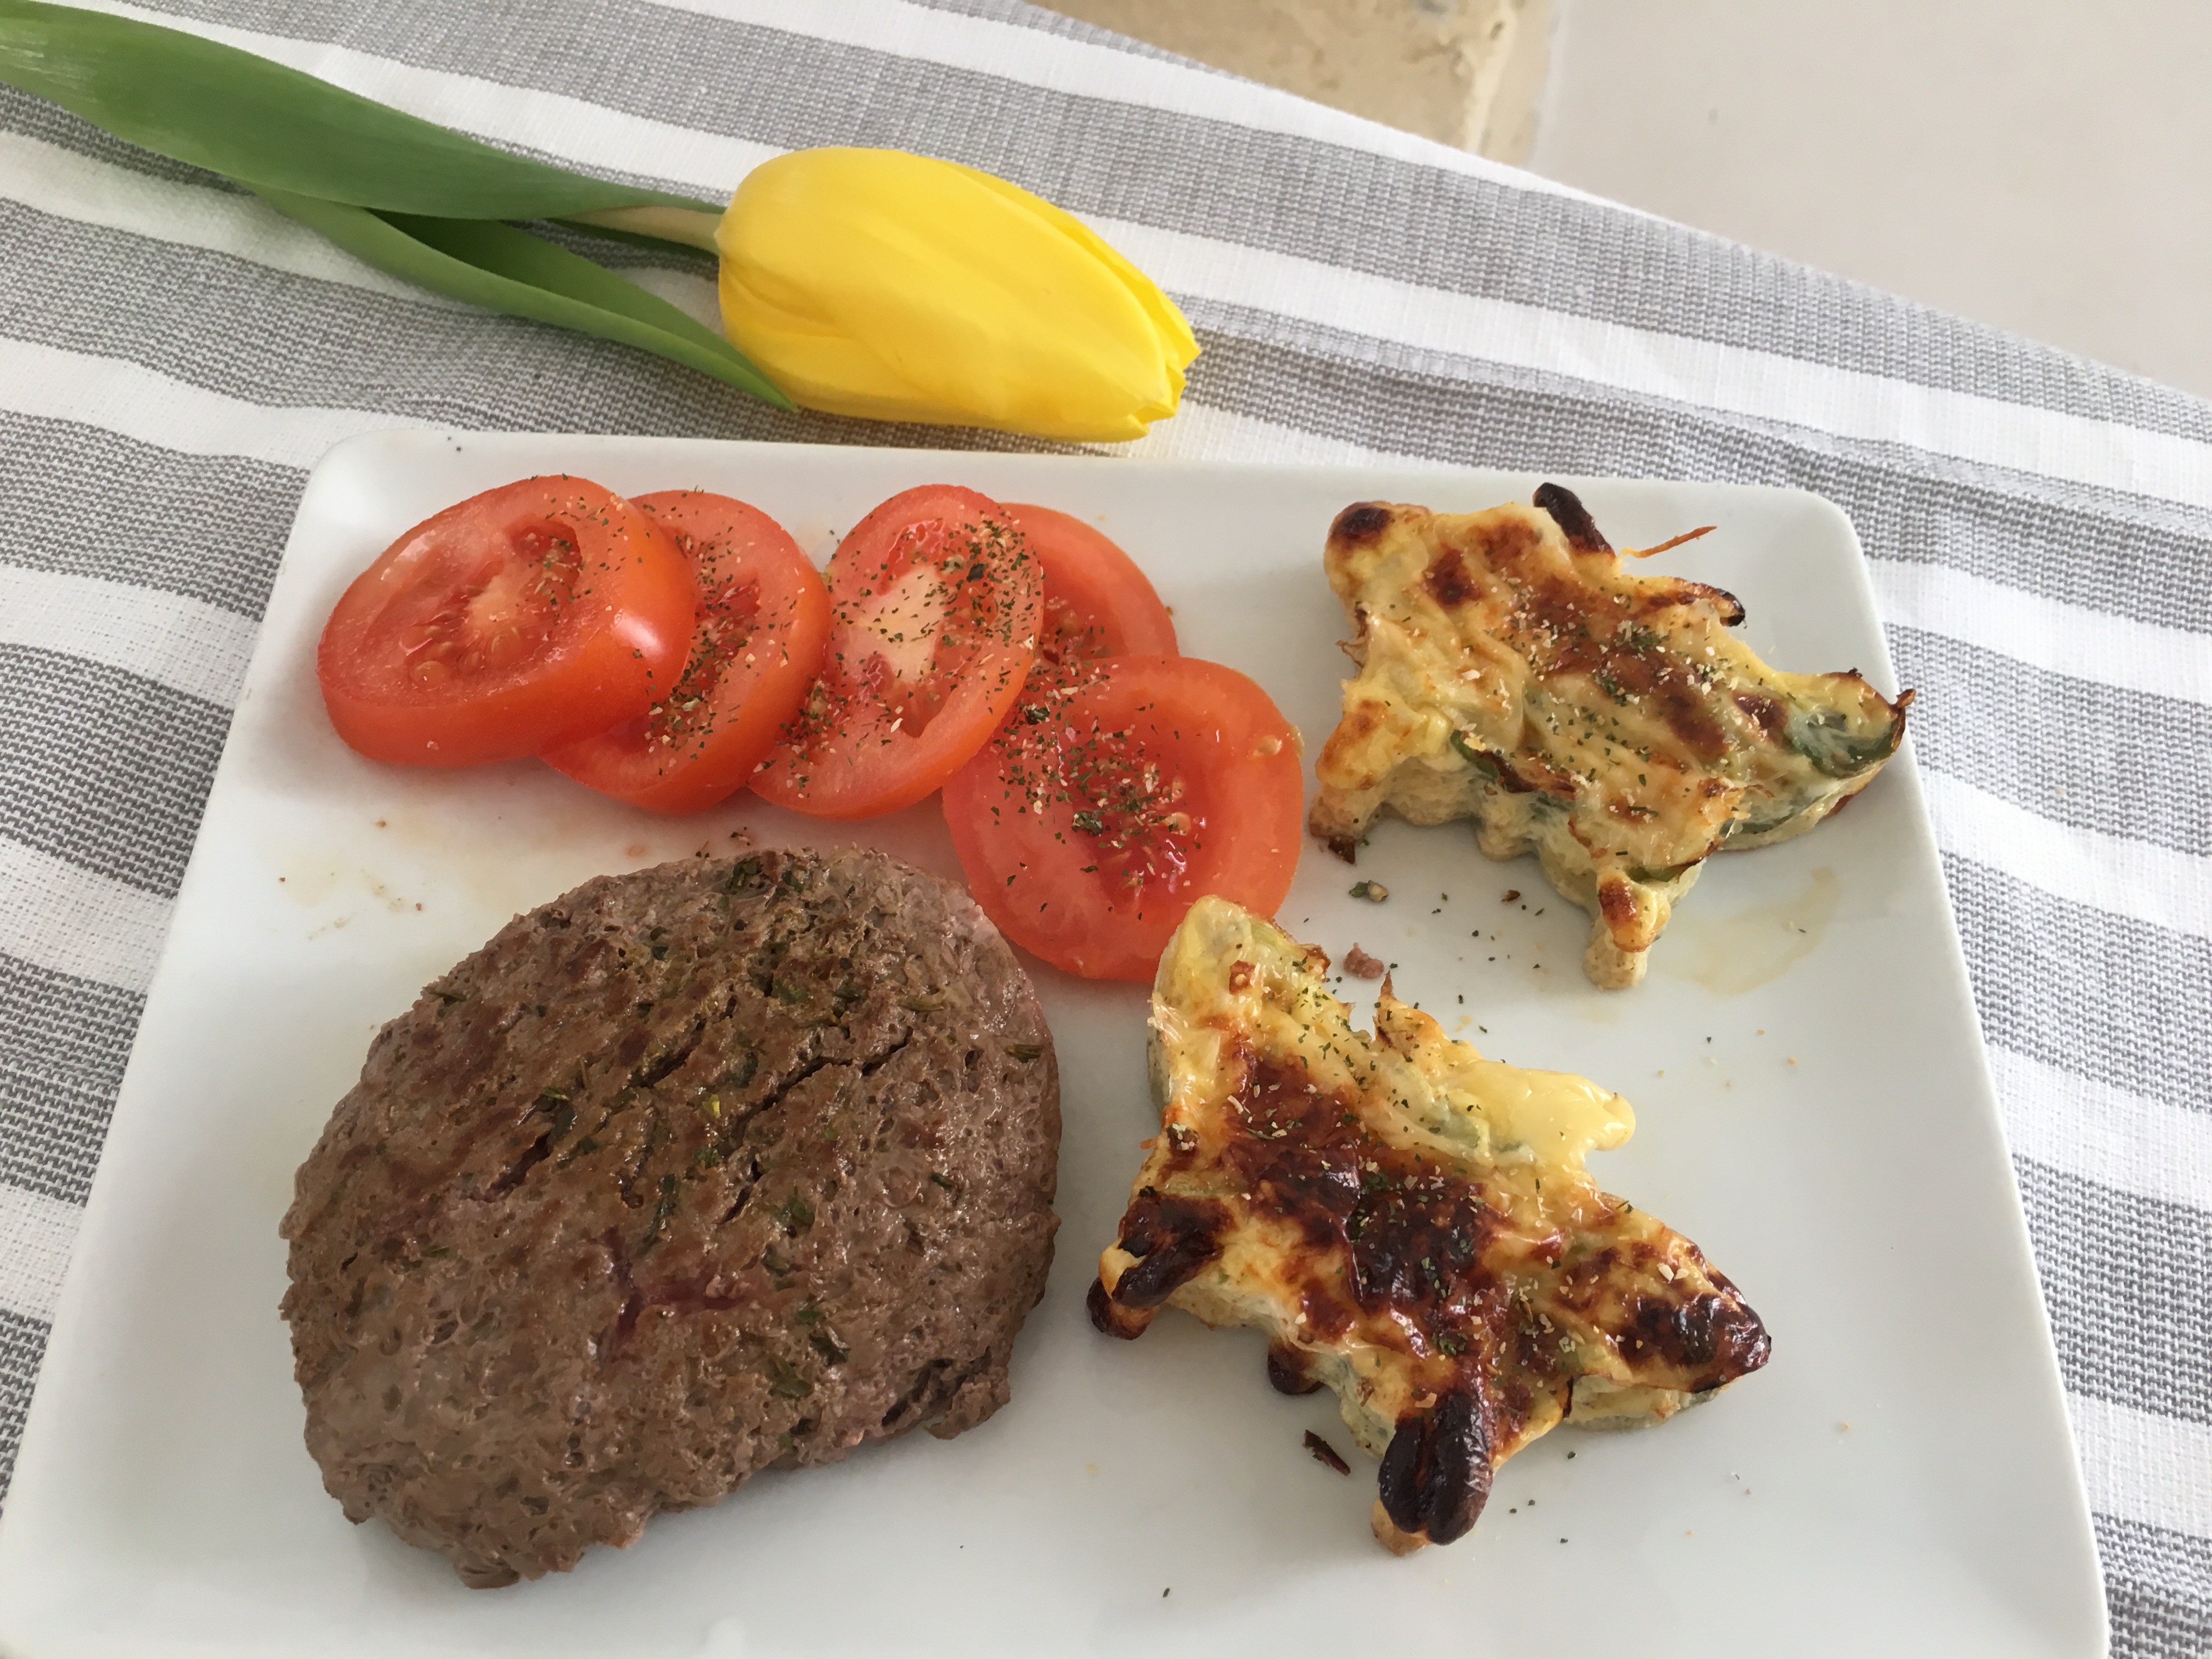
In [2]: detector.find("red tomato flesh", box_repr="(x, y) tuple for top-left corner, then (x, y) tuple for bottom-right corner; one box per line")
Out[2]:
(1004, 503), (1178, 664)
(540, 490), (830, 814)
(753, 484), (1043, 820)
(941, 655), (1304, 980)
(318, 477), (696, 766)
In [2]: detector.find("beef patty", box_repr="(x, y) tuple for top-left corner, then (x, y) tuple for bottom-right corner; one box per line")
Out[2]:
(280, 847), (1060, 1588)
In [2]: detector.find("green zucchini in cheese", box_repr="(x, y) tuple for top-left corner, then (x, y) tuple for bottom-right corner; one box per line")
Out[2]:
(1310, 485), (1911, 988)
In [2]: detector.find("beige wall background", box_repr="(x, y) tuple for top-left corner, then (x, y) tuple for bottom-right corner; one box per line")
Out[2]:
(1033, 0), (2212, 399)
(1032, 0), (1551, 159)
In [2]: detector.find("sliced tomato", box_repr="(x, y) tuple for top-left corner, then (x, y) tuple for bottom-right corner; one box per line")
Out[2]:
(942, 655), (1304, 980)
(1004, 503), (1178, 664)
(752, 484), (1043, 820)
(540, 491), (830, 813)
(318, 477), (696, 766)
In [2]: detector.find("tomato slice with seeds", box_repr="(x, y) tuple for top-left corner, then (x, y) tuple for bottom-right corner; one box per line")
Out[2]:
(752, 484), (1043, 820)
(941, 654), (1304, 980)
(1004, 503), (1178, 664)
(318, 477), (696, 767)
(540, 490), (830, 814)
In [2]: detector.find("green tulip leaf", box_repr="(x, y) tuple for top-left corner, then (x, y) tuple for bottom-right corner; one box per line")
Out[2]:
(0, 0), (721, 219)
(255, 187), (791, 408)
(386, 213), (750, 368)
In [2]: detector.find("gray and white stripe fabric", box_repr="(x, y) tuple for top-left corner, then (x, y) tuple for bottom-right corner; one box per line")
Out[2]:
(3, 1), (2207, 1650)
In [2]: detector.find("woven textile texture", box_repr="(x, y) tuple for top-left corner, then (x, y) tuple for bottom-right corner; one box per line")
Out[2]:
(1, 1), (2208, 1650)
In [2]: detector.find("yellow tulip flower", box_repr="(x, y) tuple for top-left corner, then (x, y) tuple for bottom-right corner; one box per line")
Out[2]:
(713, 148), (1199, 443)
(2, 15), (1195, 435)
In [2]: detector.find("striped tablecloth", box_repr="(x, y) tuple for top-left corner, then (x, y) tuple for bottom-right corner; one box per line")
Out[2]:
(2, 2), (2207, 1651)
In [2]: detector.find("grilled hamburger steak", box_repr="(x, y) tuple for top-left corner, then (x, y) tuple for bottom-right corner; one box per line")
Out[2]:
(280, 847), (1059, 1588)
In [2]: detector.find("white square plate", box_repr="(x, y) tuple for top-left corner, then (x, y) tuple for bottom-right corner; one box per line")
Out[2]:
(0, 434), (2104, 1657)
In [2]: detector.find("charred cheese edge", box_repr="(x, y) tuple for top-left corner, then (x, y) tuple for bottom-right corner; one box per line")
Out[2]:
(1310, 485), (1912, 988)
(1090, 897), (1770, 1555)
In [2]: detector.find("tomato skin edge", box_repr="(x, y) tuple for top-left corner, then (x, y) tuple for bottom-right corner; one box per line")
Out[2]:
(315, 479), (697, 768)
(540, 492), (832, 814)
(751, 642), (1034, 820)
(752, 483), (1043, 820)
(1003, 502), (1178, 662)
(542, 585), (828, 811)
(319, 585), (697, 767)
(941, 654), (1304, 981)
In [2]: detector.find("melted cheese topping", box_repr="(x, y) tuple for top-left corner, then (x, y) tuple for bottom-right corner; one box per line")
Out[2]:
(1308, 494), (1910, 986)
(1150, 898), (1632, 1239)
(1102, 897), (1770, 1550)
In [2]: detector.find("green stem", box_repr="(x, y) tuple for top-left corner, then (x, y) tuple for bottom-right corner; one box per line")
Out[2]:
(253, 187), (789, 408)
(565, 205), (725, 253)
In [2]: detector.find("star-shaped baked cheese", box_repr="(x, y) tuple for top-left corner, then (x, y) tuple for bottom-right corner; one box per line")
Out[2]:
(1090, 897), (1770, 1553)
(1310, 484), (1911, 987)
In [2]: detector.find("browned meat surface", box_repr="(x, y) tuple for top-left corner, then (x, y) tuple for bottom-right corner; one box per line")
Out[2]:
(281, 847), (1059, 1587)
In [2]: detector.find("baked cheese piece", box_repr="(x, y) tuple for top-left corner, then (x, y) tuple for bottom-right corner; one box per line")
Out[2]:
(1310, 484), (1912, 987)
(1090, 897), (1770, 1554)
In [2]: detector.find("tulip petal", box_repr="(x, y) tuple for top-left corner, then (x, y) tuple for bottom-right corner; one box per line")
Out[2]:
(716, 147), (1198, 443)
(950, 160), (1199, 373)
